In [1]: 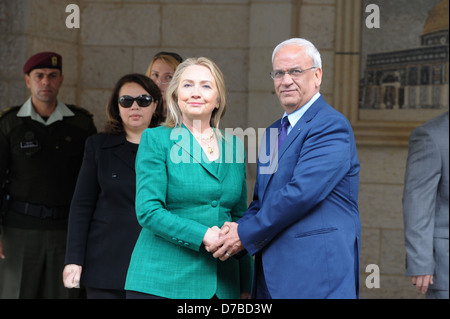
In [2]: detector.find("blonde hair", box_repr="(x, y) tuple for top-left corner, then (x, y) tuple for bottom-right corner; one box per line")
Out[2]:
(145, 54), (181, 78)
(163, 57), (227, 138)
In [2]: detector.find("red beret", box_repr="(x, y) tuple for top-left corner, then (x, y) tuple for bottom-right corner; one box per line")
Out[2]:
(23, 52), (62, 74)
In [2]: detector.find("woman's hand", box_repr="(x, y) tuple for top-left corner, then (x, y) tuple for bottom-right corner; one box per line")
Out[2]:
(240, 291), (251, 299)
(203, 226), (221, 252)
(63, 264), (82, 288)
(0, 239), (5, 259)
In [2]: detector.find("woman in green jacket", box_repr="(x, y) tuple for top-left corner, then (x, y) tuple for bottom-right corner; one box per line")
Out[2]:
(125, 57), (253, 299)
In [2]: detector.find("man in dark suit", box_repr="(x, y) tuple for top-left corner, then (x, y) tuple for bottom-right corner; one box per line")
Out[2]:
(210, 38), (361, 299)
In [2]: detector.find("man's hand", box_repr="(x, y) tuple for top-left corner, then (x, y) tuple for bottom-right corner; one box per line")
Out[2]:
(210, 222), (244, 261)
(411, 275), (434, 294)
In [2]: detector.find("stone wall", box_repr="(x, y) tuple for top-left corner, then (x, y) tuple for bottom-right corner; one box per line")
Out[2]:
(1, 0), (439, 299)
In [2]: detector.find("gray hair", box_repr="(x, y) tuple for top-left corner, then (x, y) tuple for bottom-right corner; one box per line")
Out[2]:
(272, 38), (322, 69)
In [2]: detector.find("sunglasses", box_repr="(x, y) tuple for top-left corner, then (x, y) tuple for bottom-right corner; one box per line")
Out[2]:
(118, 95), (155, 108)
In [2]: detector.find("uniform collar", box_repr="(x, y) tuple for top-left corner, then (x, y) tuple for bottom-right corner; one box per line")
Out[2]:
(17, 97), (74, 126)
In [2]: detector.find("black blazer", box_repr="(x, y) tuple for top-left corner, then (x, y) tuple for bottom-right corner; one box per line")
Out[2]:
(65, 133), (142, 290)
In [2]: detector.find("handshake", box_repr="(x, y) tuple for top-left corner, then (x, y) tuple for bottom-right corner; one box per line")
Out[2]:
(63, 222), (245, 289)
(203, 222), (245, 261)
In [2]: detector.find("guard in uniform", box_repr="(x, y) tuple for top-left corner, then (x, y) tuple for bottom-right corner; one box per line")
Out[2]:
(0, 52), (97, 298)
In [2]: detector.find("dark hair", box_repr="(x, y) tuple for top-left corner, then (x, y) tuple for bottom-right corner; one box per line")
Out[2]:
(104, 73), (163, 134)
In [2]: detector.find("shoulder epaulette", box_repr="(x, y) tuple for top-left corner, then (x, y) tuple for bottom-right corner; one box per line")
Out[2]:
(67, 104), (94, 118)
(0, 106), (21, 119)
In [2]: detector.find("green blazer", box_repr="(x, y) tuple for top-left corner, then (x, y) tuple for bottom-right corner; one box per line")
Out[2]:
(125, 125), (253, 299)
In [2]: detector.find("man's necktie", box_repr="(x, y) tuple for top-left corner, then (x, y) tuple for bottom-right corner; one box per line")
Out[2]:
(278, 116), (290, 149)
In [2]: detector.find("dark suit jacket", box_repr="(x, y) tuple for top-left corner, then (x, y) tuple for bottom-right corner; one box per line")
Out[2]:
(65, 133), (142, 290)
(238, 95), (361, 298)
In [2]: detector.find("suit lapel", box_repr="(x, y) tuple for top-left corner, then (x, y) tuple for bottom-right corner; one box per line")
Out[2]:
(258, 96), (325, 200)
(277, 96), (324, 159)
(258, 122), (280, 199)
(173, 126), (220, 180)
(259, 121), (302, 200)
(277, 121), (302, 160)
(114, 142), (136, 171)
(216, 136), (230, 182)
(102, 134), (136, 171)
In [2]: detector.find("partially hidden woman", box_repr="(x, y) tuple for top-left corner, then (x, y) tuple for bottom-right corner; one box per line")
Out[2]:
(146, 51), (183, 117)
(63, 74), (163, 299)
(125, 57), (253, 299)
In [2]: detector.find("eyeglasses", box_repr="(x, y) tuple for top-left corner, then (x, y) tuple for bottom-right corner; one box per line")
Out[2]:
(150, 73), (173, 85)
(270, 67), (316, 80)
(118, 95), (155, 108)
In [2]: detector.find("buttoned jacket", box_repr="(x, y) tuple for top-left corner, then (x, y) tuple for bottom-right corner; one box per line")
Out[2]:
(125, 125), (253, 299)
(238, 96), (361, 298)
(65, 133), (142, 290)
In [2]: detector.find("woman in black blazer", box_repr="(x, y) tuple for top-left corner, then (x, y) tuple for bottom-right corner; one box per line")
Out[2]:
(63, 74), (163, 298)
